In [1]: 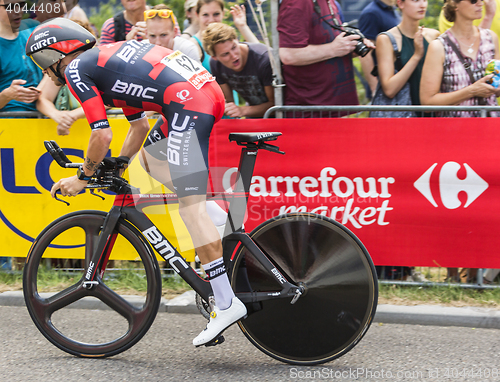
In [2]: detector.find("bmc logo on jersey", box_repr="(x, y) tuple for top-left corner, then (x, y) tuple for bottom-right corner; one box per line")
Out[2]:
(111, 79), (158, 99)
(414, 162), (488, 209)
(67, 59), (90, 93)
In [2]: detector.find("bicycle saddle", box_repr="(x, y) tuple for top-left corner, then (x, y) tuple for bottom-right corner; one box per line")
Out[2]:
(228, 132), (281, 144)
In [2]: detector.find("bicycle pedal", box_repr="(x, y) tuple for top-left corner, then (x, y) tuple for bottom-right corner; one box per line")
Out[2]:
(204, 334), (225, 347)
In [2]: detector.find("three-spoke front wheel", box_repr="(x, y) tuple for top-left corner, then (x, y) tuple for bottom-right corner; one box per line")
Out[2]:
(23, 211), (162, 358)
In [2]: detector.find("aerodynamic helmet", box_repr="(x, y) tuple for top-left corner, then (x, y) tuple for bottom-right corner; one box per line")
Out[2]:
(26, 18), (96, 70)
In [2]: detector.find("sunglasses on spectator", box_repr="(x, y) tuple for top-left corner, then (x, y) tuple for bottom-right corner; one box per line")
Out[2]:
(144, 9), (174, 21)
(464, 0), (482, 4)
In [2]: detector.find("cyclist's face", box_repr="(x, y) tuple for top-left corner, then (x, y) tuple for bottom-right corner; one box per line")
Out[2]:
(146, 17), (176, 49)
(213, 39), (243, 72)
(198, 2), (223, 31)
(43, 62), (62, 86)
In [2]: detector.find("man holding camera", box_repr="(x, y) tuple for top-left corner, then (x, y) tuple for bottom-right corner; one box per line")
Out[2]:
(277, 0), (374, 113)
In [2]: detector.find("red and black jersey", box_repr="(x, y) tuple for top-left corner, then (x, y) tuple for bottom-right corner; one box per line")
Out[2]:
(64, 40), (224, 130)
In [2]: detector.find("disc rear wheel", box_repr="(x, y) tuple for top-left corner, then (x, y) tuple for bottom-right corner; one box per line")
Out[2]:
(231, 213), (377, 365)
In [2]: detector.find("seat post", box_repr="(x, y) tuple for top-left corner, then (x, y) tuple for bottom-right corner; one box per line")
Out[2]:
(223, 143), (259, 237)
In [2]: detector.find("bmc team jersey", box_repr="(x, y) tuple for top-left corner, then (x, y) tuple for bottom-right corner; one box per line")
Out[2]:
(64, 40), (225, 196)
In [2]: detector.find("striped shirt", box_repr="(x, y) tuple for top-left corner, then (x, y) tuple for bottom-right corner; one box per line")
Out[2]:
(99, 16), (144, 45)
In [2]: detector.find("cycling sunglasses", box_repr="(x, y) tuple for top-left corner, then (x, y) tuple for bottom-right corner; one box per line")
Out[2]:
(144, 9), (174, 21)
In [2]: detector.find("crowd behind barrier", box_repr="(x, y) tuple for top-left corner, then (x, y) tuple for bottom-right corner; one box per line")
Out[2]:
(0, 110), (499, 289)
(263, 105), (500, 119)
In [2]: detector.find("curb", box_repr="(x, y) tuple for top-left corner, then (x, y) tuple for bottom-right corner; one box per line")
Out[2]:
(2, 290), (500, 329)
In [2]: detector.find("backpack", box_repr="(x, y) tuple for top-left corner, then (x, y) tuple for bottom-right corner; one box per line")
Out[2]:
(113, 11), (127, 42)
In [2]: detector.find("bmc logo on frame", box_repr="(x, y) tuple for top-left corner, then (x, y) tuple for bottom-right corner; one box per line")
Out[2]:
(414, 162), (488, 209)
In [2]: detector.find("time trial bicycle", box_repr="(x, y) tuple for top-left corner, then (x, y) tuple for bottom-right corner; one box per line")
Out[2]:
(23, 132), (378, 365)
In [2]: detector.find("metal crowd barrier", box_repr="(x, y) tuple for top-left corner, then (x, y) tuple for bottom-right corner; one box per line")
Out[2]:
(0, 109), (125, 119)
(264, 105), (500, 119)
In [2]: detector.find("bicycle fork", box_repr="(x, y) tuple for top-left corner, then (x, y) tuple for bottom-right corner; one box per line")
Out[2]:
(82, 208), (122, 290)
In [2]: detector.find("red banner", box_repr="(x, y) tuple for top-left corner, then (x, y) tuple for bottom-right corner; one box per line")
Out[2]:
(209, 118), (500, 268)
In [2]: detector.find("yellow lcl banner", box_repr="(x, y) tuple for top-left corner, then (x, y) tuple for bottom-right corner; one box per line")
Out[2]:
(0, 118), (196, 262)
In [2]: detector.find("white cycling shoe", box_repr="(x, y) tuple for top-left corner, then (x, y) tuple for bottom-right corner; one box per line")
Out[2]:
(193, 297), (247, 347)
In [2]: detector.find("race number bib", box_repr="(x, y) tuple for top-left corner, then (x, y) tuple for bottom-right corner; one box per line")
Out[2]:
(161, 51), (215, 90)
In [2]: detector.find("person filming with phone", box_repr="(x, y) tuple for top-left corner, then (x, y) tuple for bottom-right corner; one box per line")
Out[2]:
(0, 0), (42, 113)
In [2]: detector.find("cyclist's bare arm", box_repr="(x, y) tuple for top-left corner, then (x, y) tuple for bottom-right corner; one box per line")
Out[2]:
(50, 128), (113, 197)
(120, 117), (151, 160)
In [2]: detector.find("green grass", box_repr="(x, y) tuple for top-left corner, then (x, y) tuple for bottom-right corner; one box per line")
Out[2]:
(2, 266), (500, 307)
(0, 265), (190, 298)
(379, 284), (500, 308)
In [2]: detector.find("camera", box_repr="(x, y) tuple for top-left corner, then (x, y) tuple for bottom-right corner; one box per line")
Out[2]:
(311, 0), (371, 57)
(340, 24), (370, 57)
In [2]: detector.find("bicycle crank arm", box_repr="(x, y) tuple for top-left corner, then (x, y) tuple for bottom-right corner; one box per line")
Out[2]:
(236, 283), (305, 304)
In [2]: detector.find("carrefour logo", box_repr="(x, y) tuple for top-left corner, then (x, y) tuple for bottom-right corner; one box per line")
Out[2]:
(414, 162), (488, 209)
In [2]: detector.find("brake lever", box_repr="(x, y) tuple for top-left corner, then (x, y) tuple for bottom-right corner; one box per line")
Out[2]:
(54, 192), (70, 206)
(90, 189), (105, 201)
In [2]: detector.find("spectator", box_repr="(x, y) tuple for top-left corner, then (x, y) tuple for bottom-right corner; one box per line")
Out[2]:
(277, 0), (374, 113)
(358, 0), (401, 96)
(420, 0), (500, 117)
(439, 0), (499, 36)
(64, 0), (89, 23)
(36, 75), (85, 135)
(100, 0), (147, 45)
(424, 4), (496, 291)
(181, 0), (199, 38)
(203, 22), (274, 118)
(229, 4), (259, 44)
(144, 4), (199, 61)
(34, 0), (66, 23)
(375, 0), (439, 115)
(36, 19), (96, 135)
(190, 0), (258, 72)
(0, 0), (42, 113)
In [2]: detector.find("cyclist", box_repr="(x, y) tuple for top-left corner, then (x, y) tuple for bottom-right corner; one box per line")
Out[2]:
(26, 18), (247, 347)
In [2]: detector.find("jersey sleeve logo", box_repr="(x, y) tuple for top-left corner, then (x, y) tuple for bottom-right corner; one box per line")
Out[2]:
(67, 59), (90, 93)
(161, 50), (215, 90)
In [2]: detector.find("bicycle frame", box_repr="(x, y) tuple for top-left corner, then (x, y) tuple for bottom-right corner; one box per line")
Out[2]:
(81, 134), (304, 306)
(27, 134), (377, 364)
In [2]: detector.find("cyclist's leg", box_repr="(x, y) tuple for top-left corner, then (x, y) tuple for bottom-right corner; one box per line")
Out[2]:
(141, 116), (227, 238)
(143, 92), (245, 344)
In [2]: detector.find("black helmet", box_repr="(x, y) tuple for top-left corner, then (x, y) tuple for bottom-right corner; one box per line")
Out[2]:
(26, 18), (96, 70)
